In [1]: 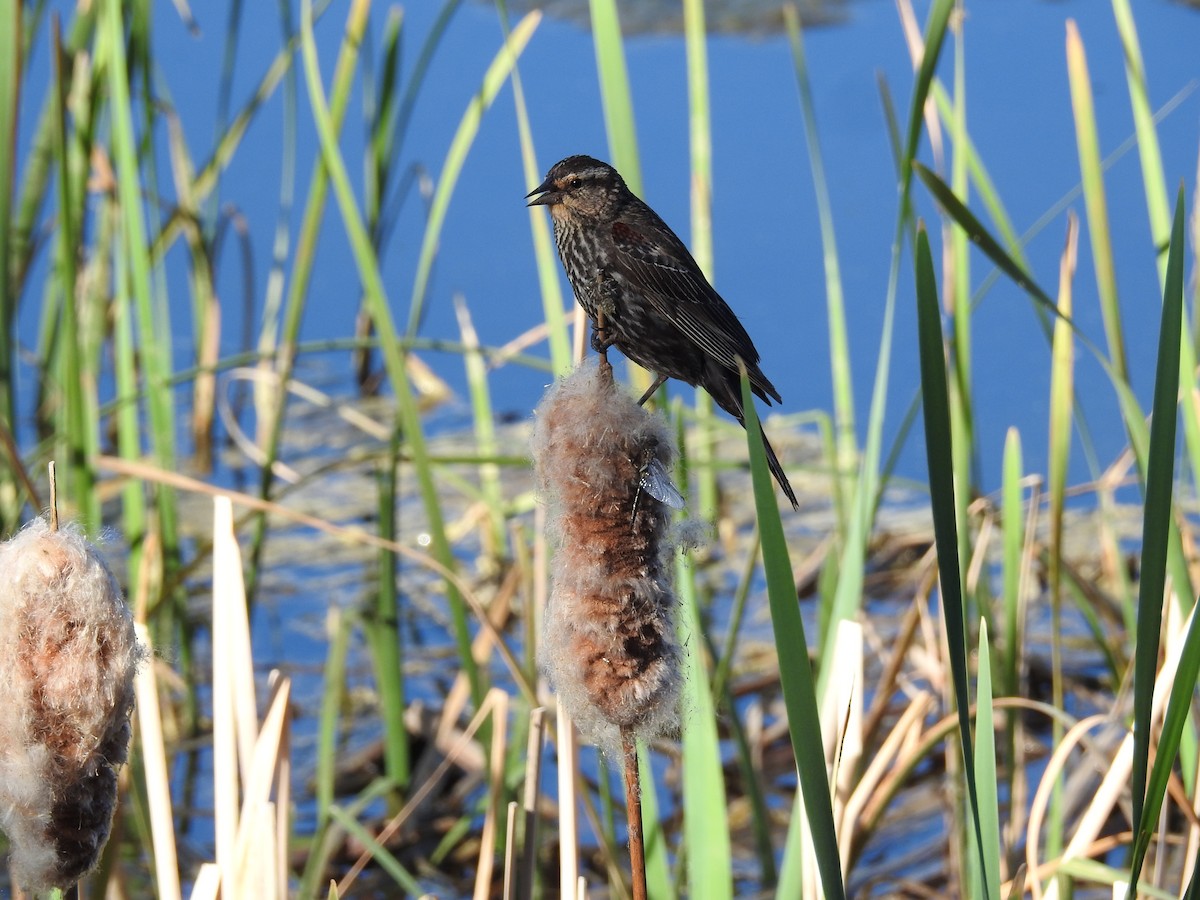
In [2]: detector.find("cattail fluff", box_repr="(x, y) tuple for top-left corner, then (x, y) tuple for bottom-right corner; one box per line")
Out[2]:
(532, 359), (684, 754)
(0, 518), (143, 891)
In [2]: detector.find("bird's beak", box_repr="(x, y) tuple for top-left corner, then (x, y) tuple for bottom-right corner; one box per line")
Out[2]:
(526, 177), (559, 207)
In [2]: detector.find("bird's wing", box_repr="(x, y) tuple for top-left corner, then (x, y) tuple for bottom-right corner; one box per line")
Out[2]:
(610, 218), (779, 398)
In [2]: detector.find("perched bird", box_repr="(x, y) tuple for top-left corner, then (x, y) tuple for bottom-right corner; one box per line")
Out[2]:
(527, 154), (798, 510)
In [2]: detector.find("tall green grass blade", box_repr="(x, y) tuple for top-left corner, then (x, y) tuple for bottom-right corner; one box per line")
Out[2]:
(818, 0), (952, 707)
(372, 429), (409, 792)
(898, 0), (953, 229)
(1000, 428), (1024, 826)
(946, 20), (978, 667)
(327, 802), (425, 895)
(1110, 0), (1170, 286)
(0, 0), (19, 519)
(1129, 186), (1186, 888)
(928, 82), (1027, 273)
(9, 9), (96, 318)
(245, 0), (354, 598)
(588, 0), (640, 193)
(110, 209), (147, 595)
(1043, 213), (1079, 882)
(299, 0), (488, 706)
(150, 1), (336, 259)
(587, 0), (653, 393)
(973, 620), (1001, 900)
(454, 295), (506, 556)
(679, 551), (732, 898)
(255, 0), (298, 413)
(1066, 20), (1127, 383)
(1133, 601), (1200, 889)
(913, 162), (1058, 314)
(363, 6), (402, 239)
(102, 0), (180, 588)
(392, 0), (463, 182)
(49, 15), (94, 524)
(207, 0), (244, 239)
(496, 0), (571, 375)
(914, 225), (990, 899)
(637, 743), (673, 900)
(405, 11), (539, 335)
(740, 369), (845, 900)
(683, 0), (720, 519)
(785, 6), (855, 530)
(913, 162), (1193, 634)
(315, 607), (352, 822)
(1000, 429), (1024, 700)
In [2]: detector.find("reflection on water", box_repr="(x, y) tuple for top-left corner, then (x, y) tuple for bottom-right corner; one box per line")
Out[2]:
(486, 0), (848, 34)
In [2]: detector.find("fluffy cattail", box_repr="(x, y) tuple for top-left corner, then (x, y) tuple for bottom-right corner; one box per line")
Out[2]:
(0, 518), (143, 891)
(532, 359), (684, 754)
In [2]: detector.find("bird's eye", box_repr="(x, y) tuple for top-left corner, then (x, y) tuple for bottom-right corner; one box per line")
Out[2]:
(568, 177), (582, 189)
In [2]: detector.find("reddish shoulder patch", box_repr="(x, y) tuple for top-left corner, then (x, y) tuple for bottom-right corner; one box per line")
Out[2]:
(612, 221), (652, 247)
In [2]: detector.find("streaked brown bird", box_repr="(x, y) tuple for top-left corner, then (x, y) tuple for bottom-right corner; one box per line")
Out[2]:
(527, 154), (798, 510)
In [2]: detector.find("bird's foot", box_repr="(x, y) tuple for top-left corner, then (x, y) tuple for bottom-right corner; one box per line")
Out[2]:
(590, 324), (614, 353)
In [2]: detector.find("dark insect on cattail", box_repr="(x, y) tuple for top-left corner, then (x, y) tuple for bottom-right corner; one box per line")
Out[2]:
(632, 443), (685, 531)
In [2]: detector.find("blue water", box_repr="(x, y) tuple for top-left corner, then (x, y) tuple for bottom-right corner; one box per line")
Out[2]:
(13, 1), (1200, 493)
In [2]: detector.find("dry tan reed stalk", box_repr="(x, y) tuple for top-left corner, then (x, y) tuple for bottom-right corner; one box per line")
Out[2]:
(532, 357), (685, 755)
(0, 518), (143, 892)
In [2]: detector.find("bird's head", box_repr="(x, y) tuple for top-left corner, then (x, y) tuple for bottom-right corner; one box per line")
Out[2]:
(526, 155), (627, 221)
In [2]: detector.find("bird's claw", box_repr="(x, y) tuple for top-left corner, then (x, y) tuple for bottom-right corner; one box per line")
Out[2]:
(590, 325), (614, 353)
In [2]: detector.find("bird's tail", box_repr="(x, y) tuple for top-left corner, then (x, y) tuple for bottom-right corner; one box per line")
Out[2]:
(708, 364), (799, 511)
(758, 421), (799, 511)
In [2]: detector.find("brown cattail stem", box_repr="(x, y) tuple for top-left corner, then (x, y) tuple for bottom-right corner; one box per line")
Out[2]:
(622, 726), (647, 900)
(595, 310), (612, 374)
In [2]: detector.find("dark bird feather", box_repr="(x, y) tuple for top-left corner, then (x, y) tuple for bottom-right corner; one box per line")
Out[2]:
(527, 154), (798, 510)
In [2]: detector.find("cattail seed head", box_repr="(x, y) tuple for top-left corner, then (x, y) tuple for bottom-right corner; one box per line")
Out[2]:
(532, 359), (684, 754)
(0, 518), (143, 891)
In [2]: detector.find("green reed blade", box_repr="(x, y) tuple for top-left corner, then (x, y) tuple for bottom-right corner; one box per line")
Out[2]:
(1128, 186), (1186, 891)
(454, 295), (506, 557)
(393, 0), (463, 179)
(0, 0), (20, 509)
(497, 3), (571, 376)
(365, 7), (403, 236)
(1066, 20), (1127, 383)
(1043, 212), (1079, 880)
(973, 620), (1001, 900)
(915, 225), (992, 900)
(1111, 0), (1170, 287)
(372, 429), (409, 792)
(914, 162), (1059, 315)
(405, 11), (539, 336)
(102, 0), (180, 563)
(206, 0), (245, 238)
(327, 803), (425, 895)
(999, 427), (1024, 836)
(637, 741), (673, 899)
(302, 0), (527, 708)
(683, 0), (720, 519)
(588, 0), (640, 193)
(740, 368), (846, 900)
(248, 0), (365, 598)
(785, 6), (856, 532)
(679, 548), (732, 898)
